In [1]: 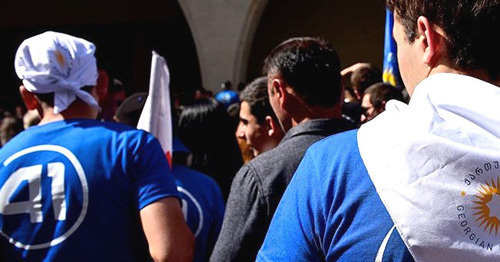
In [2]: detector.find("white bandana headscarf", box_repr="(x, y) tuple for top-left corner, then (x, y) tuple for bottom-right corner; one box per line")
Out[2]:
(14, 31), (99, 114)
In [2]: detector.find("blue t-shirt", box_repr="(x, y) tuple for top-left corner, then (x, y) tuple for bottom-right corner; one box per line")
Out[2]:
(172, 165), (225, 262)
(257, 130), (414, 261)
(0, 119), (178, 261)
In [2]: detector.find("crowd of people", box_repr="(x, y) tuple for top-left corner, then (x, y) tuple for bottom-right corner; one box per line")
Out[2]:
(0, 0), (498, 261)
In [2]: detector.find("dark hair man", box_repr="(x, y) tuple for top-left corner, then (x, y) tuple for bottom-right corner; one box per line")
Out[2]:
(0, 114), (23, 146)
(236, 76), (284, 157)
(361, 82), (405, 123)
(340, 63), (383, 126)
(344, 63), (383, 101)
(258, 1), (500, 261)
(0, 31), (194, 261)
(352, 64), (382, 99)
(340, 63), (382, 101)
(211, 37), (355, 261)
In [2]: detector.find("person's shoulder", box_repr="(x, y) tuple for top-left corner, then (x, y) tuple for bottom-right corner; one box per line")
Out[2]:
(240, 144), (300, 197)
(245, 146), (286, 176)
(268, 119), (355, 161)
(76, 121), (162, 157)
(174, 165), (220, 189)
(227, 160), (268, 200)
(293, 129), (367, 201)
(173, 165), (224, 208)
(93, 120), (158, 143)
(41, 119), (147, 139)
(299, 129), (363, 180)
(233, 161), (260, 183)
(0, 119), (146, 154)
(0, 129), (31, 159)
(247, 131), (323, 179)
(309, 129), (359, 156)
(93, 120), (145, 135)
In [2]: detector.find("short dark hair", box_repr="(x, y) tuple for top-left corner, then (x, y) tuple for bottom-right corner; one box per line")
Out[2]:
(178, 99), (239, 154)
(387, 0), (500, 80)
(177, 98), (243, 200)
(364, 83), (404, 109)
(1, 114), (23, 146)
(350, 64), (382, 96)
(239, 76), (278, 124)
(263, 37), (342, 107)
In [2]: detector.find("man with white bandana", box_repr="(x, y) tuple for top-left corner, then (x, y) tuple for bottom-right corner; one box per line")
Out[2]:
(258, 0), (499, 261)
(0, 31), (194, 261)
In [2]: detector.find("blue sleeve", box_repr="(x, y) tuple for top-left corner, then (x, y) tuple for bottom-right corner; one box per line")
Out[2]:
(132, 132), (179, 210)
(257, 147), (325, 262)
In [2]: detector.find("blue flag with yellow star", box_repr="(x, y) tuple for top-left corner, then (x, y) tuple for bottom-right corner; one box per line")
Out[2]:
(383, 8), (400, 87)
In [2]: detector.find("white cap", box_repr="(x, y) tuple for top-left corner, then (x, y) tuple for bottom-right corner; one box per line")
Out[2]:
(14, 31), (99, 113)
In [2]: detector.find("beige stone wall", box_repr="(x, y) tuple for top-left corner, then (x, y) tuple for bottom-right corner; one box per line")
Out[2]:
(247, 0), (386, 81)
(179, 0), (385, 92)
(178, 0), (268, 92)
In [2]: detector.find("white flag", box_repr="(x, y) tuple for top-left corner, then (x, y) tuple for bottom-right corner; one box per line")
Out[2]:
(137, 51), (173, 168)
(358, 73), (500, 262)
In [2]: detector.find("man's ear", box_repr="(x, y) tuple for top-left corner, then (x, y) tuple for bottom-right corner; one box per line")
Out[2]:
(19, 85), (39, 110)
(265, 116), (282, 137)
(417, 16), (443, 66)
(380, 100), (388, 111)
(89, 86), (99, 101)
(271, 78), (287, 106)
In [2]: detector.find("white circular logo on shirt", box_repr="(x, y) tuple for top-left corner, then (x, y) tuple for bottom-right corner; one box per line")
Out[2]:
(0, 145), (88, 250)
(177, 186), (203, 237)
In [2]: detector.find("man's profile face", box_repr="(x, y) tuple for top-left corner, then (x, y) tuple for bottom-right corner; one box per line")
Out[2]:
(237, 101), (268, 157)
(360, 94), (381, 124)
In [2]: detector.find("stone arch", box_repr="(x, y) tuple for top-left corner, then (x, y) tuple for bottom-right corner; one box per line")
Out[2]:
(233, 0), (270, 86)
(177, 0), (269, 92)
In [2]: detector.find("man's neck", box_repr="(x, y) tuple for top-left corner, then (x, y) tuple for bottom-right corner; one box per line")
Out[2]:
(39, 100), (99, 125)
(429, 65), (497, 86)
(290, 104), (343, 127)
